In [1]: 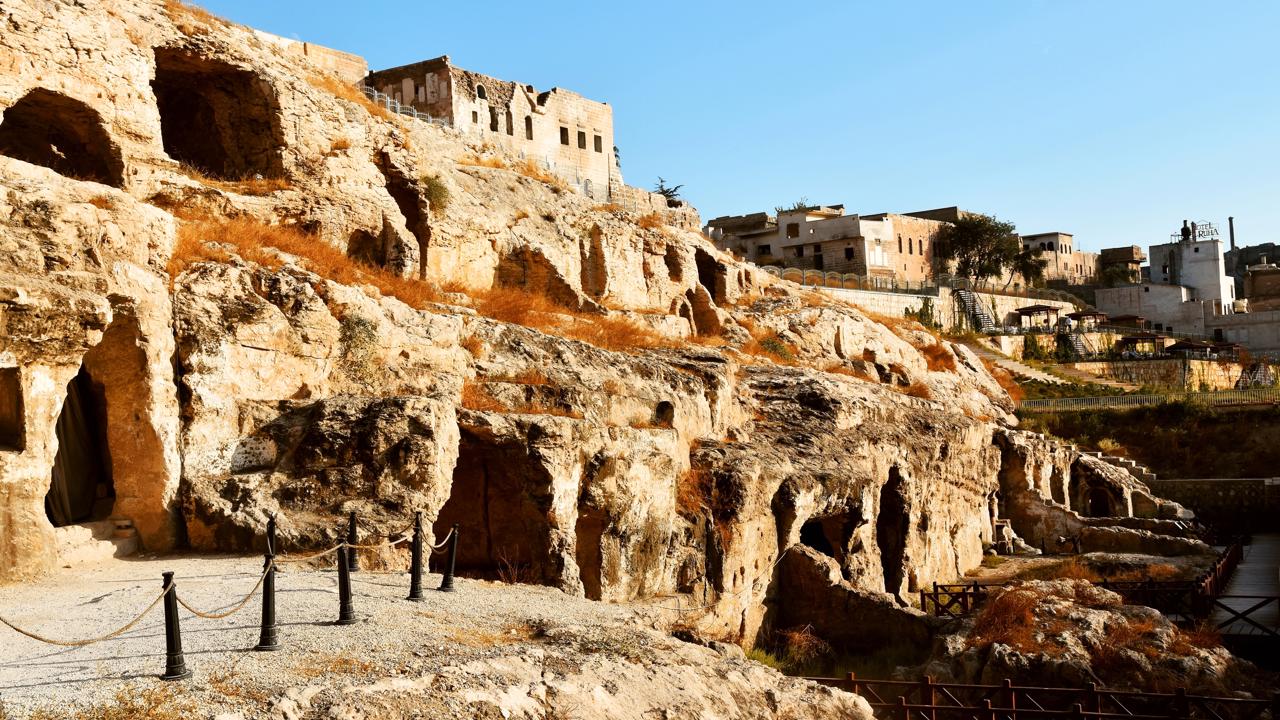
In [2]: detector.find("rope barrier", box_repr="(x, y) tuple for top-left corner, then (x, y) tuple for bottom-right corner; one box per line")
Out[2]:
(0, 582), (172, 647)
(274, 543), (343, 564)
(176, 561), (273, 619)
(348, 531), (413, 550)
(429, 528), (456, 552)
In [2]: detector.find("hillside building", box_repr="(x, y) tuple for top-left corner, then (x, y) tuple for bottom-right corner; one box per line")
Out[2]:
(1020, 232), (1098, 284)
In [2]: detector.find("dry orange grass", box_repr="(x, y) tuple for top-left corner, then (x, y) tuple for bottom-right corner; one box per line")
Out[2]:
(636, 212), (665, 230)
(470, 286), (678, 353)
(460, 380), (506, 412)
(460, 334), (486, 358)
(168, 216), (447, 310)
(327, 137), (352, 155)
(163, 0), (227, 35)
(592, 203), (624, 213)
(1171, 623), (1222, 653)
(967, 587), (1042, 651)
(900, 382), (933, 400)
(918, 341), (957, 372)
(459, 154), (506, 169)
(87, 194), (115, 210)
(675, 467), (712, 519)
(494, 369), (550, 386)
(178, 163), (291, 196)
(743, 330), (799, 365)
(981, 358), (1025, 403)
(515, 159), (569, 191)
(308, 73), (397, 123)
(825, 362), (875, 382)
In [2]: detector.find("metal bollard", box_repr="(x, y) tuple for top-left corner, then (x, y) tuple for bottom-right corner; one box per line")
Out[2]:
(266, 513), (278, 555)
(161, 571), (192, 681)
(346, 511), (359, 572)
(254, 553), (280, 651)
(336, 545), (356, 625)
(439, 523), (459, 592)
(407, 512), (424, 602)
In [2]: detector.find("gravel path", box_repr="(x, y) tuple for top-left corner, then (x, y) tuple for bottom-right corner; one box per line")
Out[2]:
(0, 552), (644, 715)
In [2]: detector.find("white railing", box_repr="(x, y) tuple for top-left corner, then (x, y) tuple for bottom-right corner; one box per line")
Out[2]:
(1020, 387), (1280, 413)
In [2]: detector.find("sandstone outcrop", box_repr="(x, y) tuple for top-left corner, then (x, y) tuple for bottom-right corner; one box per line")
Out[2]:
(0, 0), (1204, 675)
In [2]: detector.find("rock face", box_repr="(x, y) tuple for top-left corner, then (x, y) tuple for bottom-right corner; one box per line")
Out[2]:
(0, 0), (1204, 668)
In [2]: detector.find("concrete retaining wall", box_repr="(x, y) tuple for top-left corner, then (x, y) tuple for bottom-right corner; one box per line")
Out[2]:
(1147, 477), (1280, 532)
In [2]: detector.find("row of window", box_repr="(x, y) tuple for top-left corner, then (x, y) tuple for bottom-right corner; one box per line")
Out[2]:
(559, 126), (603, 153)
(896, 235), (927, 256)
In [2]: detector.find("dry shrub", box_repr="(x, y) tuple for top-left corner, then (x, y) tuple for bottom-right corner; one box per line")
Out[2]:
(919, 341), (957, 372)
(1107, 563), (1181, 582)
(294, 651), (375, 679)
(495, 551), (539, 585)
(87, 194), (115, 210)
(461, 380), (506, 412)
(27, 684), (195, 720)
(460, 334), (487, 358)
(327, 137), (352, 155)
(981, 358), (1025, 403)
(1171, 623), (1222, 654)
(493, 369), (550, 385)
(592, 203), (624, 213)
(307, 72), (397, 123)
(967, 587), (1041, 651)
(900, 382), (932, 400)
(169, 215), (448, 309)
(515, 158), (569, 191)
(1047, 558), (1102, 582)
(207, 666), (272, 706)
(510, 208), (530, 226)
(163, 0), (227, 36)
(516, 400), (583, 419)
(636, 212), (664, 230)
(1090, 617), (1162, 675)
(675, 467), (712, 519)
(471, 286), (562, 326)
(178, 163), (291, 196)
(778, 625), (832, 665)
(459, 154), (506, 169)
(744, 331), (798, 364)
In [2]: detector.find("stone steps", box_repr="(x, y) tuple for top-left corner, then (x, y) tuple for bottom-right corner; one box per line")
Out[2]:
(55, 517), (138, 567)
(961, 341), (1066, 385)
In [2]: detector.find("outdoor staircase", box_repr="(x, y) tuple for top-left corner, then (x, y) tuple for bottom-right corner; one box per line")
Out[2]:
(1082, 451), (1158, 484)
(54, 517), (138, 567)
(954, 289), (996, 333)
(1062, 333), (1089, 359)
(1041, 363), (1140, 391)
(963, 340), (1066, 385)
(1237, 363), (1275, 389)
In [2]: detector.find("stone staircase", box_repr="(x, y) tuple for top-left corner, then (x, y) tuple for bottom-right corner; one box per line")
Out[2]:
(962, 340), (1066, 385)
(1081, 450), (1158, 483)
(954, 289), (996, 333)
(1041, 362), (1140, 391)
(1062, 333), (1088, 359)
(54, 517), (138, 567)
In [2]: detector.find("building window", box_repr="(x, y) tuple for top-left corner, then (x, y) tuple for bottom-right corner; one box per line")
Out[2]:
(786, 223), (799, 239)
(844, 247), (854, 261)
(475, 84), (487, 100)
(908, 238), (914, 255)
(525, 116), (533, 140)
(593, 135), (602, 153)
(577, 131), (587, 149)
(1144, 286), (1150, 293)
(472, 111), (479, 124)
(1047, 241), (1056, 252)
(757, 244), (772, 257)
(505, 110), (513, 136)
(795, 246), (804, 257)
(489, 108), (499, 132)
(560, 127), (569, 145)
(898, 236), (903, 253)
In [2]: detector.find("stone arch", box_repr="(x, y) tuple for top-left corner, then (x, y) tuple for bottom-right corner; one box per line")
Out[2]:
(694, 247), (726, 304)
(475, 84), (487, 100)
(433, 428), (554, 583)
(497, 246), (582, 308)
(654, 401), (675, 428)
(875, 467), (909, 596)
(670, 296), (694, 329)
(46, 366), (112, 527)
(151, 47), (286, 180)
(0, 88), (124, 186)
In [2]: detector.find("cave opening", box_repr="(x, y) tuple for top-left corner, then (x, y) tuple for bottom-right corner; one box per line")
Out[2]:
(0, 89), (124, 187)
(575, 506), (606, 600)
(46, 366), (113, 527)
(433, 429), (554, 584)
(693, 248), (724, 304)
(346, 228), (386, 268)
(151, 47), (285, 180)
(0, 367), (22, 451)
(664, 244), (683, 281)
(875, 467), (909, 595)
(380, 164), (429, 278)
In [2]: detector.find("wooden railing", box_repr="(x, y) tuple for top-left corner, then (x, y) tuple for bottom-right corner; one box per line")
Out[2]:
(804, 675), (1279, 720)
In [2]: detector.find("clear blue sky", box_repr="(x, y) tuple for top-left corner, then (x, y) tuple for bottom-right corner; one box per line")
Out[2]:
(202, 0), (1279, 252)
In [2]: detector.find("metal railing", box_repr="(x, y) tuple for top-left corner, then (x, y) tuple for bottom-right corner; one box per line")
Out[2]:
(756, 268), (1087, 306)
(1019, 387), (1280, 413)
(360, 87), (453, 127)
(805, 674), (1279, 720)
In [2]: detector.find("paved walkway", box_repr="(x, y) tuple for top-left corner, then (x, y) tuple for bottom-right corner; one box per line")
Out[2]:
(1211, 534), (1280, 637)
(962, 341), (1066, 385)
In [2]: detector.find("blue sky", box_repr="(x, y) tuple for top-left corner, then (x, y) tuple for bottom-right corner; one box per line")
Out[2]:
(202, 1), (1279, 252)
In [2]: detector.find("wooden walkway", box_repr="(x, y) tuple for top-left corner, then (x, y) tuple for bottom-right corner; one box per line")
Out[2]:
(1211, 533), (1280, 636)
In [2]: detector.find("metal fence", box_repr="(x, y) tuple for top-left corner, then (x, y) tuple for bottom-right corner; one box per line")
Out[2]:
(361, 86), (452, 127)
(1019, 387), (1280, 413)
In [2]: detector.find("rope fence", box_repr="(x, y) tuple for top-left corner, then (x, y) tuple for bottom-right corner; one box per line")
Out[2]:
(0, 510), (462, 680)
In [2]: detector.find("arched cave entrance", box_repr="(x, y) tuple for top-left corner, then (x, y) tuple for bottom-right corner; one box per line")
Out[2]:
(875, 467), (909, 595)
(151, 48), (285, 180)
(347, 228), (385, 267)
(433, 429), (554, 583)
(0, 89), (124, 186)
(380, 161), (430, 278)
(1070, 475), (1119, 518)
(694, 248), (724, 304)
(1087, 487), (1115, 517)
(45, 366), (113, 527)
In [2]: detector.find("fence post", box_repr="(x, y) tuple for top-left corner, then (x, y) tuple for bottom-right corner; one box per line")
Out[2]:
(336, 545), (356, 625)
(847, 671), (857, 693)
(1071, 703), (1084, 720)
(254, 553), (280, 651)
(1003, 678), (1016, 715)
(897, 696), (910, 720)
(981, 698), (996, 720)
(920, 589), (928, 615)
(439, 524), (459, 592)
(921, 675), (937, 720)
(266, 513), (277, 555)
(346, 511), (360, 572)
(1084, 682), (1100, 714)
(1173, 688), (1188, 719)
(407, 511), (424, 602)
(161, 572), (192, 681)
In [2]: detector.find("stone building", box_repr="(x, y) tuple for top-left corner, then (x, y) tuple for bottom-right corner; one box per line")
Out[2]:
(365, 56), (617, 201)
(1099, 245), (1146, 284)
(1020, 232), (1098, 284)
(705, 205), (953, 286)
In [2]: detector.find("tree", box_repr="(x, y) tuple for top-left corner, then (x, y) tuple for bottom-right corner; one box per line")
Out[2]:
(773, 197), (810, 215)
(654, 177), (683, 201)
(933, 213), (1020, 287)
(1008, 245), (1048, 289)
(1098, 264), (1139, 288)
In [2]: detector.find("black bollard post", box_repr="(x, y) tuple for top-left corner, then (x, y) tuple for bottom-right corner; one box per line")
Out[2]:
(266, 513), (278, 555)
(439, 524), (459, 592)
(161, 572), (192, 681)
(254, 553), (280, 651)
(346, 511), (360, 572)
(407, 512), (424, 602)
(336, 545), (356, 625)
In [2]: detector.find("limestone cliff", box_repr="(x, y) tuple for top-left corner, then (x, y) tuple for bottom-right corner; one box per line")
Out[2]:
(0, 0), (1200, 661)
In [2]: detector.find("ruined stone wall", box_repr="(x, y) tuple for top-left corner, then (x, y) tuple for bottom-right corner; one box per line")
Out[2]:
(1067, 358), (1245, 391)
(250, 30), (367, 84)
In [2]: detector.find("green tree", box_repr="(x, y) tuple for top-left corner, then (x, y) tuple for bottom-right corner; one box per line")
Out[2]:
(1098, 264), (1139, 288)
(933, 213), (1020, 287)
(1008, 245), (1048, 289)
(654, 177), (683, 201)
